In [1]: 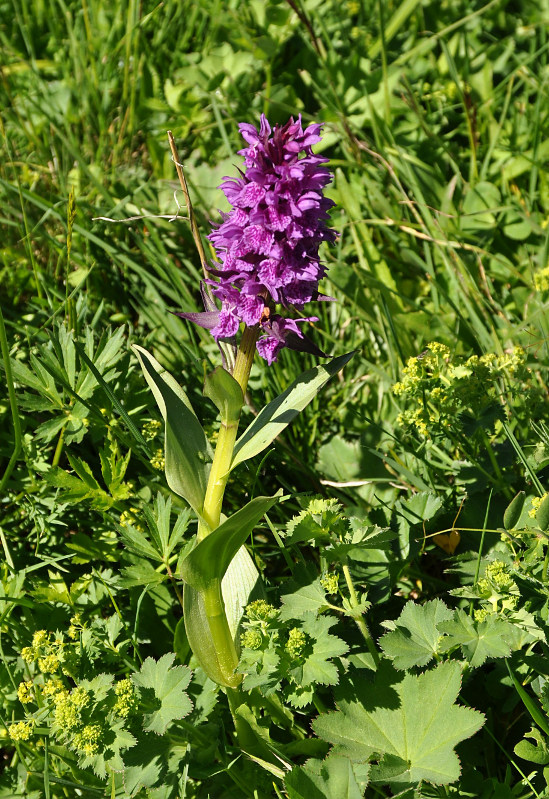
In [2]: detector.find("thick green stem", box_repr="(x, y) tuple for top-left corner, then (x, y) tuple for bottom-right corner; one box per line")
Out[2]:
(203, 579), (241, 688)
(197, 326), (259, 689)
(198, 326), (259, 541)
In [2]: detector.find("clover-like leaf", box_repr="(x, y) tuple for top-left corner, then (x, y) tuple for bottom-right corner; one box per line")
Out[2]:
(132, 653), (192, 734)
(438, 610), (515, 668)
(379, 599), (453, 669)
(314, 661), (484, 788)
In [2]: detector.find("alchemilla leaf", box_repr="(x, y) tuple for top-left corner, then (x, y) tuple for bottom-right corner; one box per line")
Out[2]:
(132, 653), (192, 734)
(379, 599), (453, 669)
(437, 609), (515, 667)
(313, 661), (484, 788)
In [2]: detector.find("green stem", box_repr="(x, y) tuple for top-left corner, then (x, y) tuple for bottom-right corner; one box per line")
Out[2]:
(198, 326), (259, 540)
(198, 326), (259, 689)
(342, 561), (380, 667)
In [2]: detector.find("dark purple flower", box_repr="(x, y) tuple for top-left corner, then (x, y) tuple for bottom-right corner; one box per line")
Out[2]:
(183, 114), (335, 363)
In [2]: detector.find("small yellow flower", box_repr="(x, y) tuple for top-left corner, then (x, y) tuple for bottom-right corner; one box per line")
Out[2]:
(9, 721), (34, 741)
(38, 654), (60, 674)
(17, 681), (34, 705)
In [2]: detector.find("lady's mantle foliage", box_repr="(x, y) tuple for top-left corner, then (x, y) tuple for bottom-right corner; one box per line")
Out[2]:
(208, 114), (336, 363)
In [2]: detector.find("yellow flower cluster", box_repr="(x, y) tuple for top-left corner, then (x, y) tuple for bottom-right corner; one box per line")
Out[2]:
(150, 448), (165, 471)
(393, 342), (528, 440)
(285, 627), (308, 659)
(21, 630), (62, 674)
(72, 723), (102, 757)
(53, 686), (90, 730)
(68, 612), (83, 640)
(245, 600), (278, 622)
(17, 681), (34, 705)
(529, 493), (548, 519)
(240, 628), (263, 650)
(142, 419), (162, 441)
(320, 572), (339, 595)
(119, 508), (144, 531)
(8, 720), (34, 741)
(534, 266), (549, 292)
(240, 601), (279, 652)
(113, 678), (138, 718)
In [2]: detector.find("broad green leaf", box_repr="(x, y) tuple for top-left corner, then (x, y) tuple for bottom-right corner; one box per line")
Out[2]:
(504, 491), (526, 530)
(285, 755), (369, 799)
(314, 661), (484, 788)
(132, 653), (192, 734)
(184, 546), (263, 687)
(438, 610), (514, 668)
(133, 345), (212, 514)
(231, 352), (354, 469)
(514, 728), (549, 765)
(180, 495), (278, 591)
(379, 599), (453, 669)
(537, 493), (549, 531)
(395, 492), (442, 558)
(204, 366), (243, 422)
(461, 181), (501, 231)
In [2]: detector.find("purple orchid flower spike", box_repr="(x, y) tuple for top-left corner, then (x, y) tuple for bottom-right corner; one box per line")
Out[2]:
(180, 113), (336, 365)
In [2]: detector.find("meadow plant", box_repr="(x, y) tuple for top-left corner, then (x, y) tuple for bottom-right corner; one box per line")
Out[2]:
(135, 115), (353, 698)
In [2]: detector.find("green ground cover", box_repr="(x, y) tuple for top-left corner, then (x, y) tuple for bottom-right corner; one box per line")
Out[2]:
(1, 0), (549, 796)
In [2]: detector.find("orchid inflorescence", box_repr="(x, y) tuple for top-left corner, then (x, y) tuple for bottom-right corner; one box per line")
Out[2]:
(179, 114), (335, 364)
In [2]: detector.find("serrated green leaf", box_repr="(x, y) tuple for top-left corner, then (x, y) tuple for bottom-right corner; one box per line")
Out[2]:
(379, 599), (453, 669)
(120, 562), (166, 588)
(280, 577), (330, 621)
(285, 754), (368, 799)
(314, 661), (484, 788)
(82, 720), (136, 778)
(118, 523), (163, 561)
(133, 345), (212, 514)
(231, 352), (354, 469)
(291, 614), (348, 689)
(180, 495), (278, 591)
(437, 610), (514, 667)
(132, 653), (192, 734)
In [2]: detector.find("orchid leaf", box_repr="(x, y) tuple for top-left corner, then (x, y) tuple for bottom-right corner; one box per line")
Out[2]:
(132, 345), (212, 515)
(183, 546), (263, 687)
(204, 365), (243, 422)
(180, 494), (278, 592)
(231, 352), (354, 469)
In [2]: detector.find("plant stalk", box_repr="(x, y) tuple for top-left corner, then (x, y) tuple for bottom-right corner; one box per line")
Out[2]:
(342, 561), (380, 666)
(197, 325), (259, 688)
